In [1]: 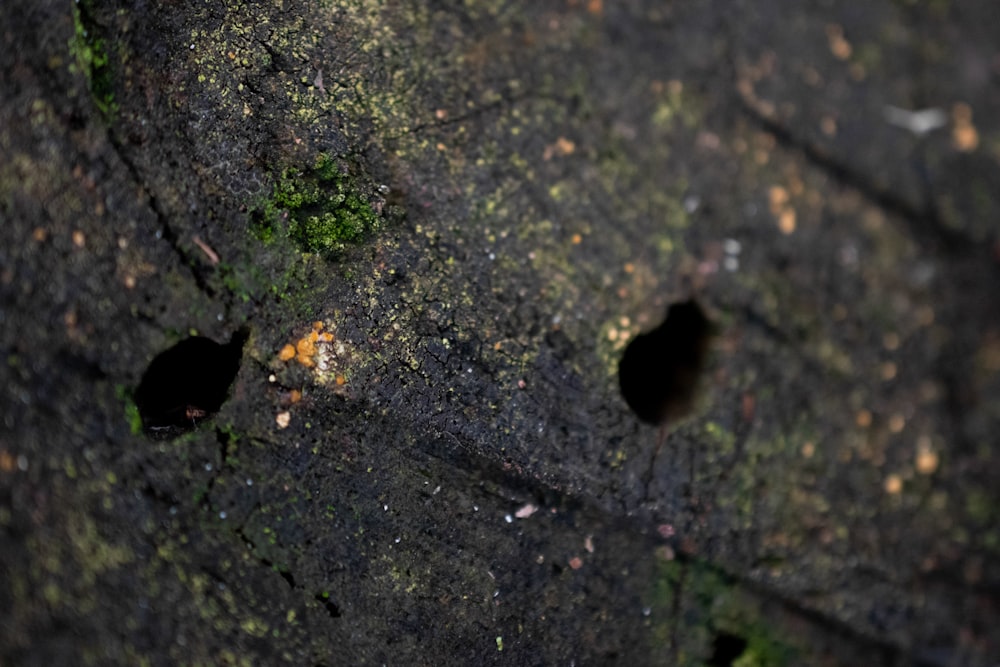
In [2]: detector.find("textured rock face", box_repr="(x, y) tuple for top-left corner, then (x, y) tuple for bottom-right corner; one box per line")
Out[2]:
(2, 1), (998, 665)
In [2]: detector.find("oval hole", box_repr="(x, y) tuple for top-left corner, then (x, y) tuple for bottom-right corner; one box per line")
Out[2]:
(708, 631), (748, 667)
(618, 299), (712, 425)
(134, 329), (248, 438)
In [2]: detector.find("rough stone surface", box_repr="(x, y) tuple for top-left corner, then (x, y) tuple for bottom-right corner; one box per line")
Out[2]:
(2, 1), (998, 665)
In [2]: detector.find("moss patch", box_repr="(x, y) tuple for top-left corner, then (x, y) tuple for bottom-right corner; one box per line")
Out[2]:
(68, 0), (117, 118)
(253, 154), (381, 257)
(648, 560), (800, 666)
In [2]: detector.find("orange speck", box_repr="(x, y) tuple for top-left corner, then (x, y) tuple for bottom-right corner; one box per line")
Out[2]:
(0, 451), (14, 472)
(569, 556), (583, 570)
(953, 124), (979, 152)
(335, 374), (347, 386)
(888, 414), (905, 433)
(289, 389), (302, 404)
(916, 439), (939, 475)
(952, 103), (979, 151)
(826, 24), (852, 60)
(768, 185), (789, 213)
(571, 233), (582, 245)
(297, 337), (317, 357)
(623, 262), (635, 274)
(313, 321), (324, 331)
(297, 354), (316, 368)
(856, 409), (873, 428)
(778, 209), (797, 234)
(801, 442), (815, 458)
(884, 474), (902, 495)
(32, 227), (47, 242)
(319, 331), (334, 342)
(72, 230), (86, 248)
(544, 136), (576, 160)
(820, 116), (837, 136)
(279, 344), (296, 361)
(586, 0), (602, 14)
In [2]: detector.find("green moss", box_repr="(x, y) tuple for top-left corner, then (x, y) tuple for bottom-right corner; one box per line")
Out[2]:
(114, 385), (143, 435)
(253, 153), (381, 257)
(648, 560), (799, 666)
(68, 0), (118, 118)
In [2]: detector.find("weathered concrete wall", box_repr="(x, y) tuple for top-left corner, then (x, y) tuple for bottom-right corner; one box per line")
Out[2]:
(2, 0), (998, 664)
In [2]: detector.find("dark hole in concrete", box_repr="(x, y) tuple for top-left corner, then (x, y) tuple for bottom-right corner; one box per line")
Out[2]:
(134, 329), (248, 438)
(708, 631), (748, 666)
(618, 299), (713, 425)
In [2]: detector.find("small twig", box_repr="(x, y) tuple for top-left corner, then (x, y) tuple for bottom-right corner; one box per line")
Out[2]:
(192, 235), (220, 265)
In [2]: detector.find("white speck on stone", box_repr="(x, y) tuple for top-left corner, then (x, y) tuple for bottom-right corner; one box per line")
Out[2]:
(724, 256), (739, 272)
(504, 514), (513, 523)
(883, 105), (947, 136)
(204, 463), (213, 472)
(246, 478), (253, 486)
(515, 503), (537, 519)
(723, 238), (741, 255)
(683, 194), (701, 213)
(394, 537), (401, 544)
(219, 511), (227, 520)
(16, 455), (28, 471)
(383, 504), (389, 511)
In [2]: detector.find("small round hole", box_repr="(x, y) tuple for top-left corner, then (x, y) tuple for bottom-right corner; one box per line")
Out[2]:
(618, 299), (712, 425)
(134, 329), (248, 438)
